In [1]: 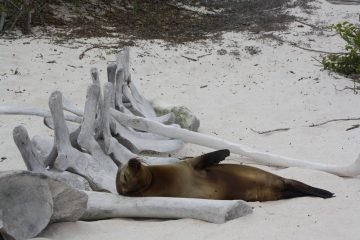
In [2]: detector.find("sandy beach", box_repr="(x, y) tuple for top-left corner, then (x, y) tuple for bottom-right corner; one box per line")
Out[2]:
(0, 0), (360, 239)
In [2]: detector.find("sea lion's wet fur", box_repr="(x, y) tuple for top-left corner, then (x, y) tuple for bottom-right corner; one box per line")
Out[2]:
(116, 149), (334, 202)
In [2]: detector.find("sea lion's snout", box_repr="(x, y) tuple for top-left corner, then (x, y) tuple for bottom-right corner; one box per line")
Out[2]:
(116, 158), (152, 196)
(128, 158), (142, 173)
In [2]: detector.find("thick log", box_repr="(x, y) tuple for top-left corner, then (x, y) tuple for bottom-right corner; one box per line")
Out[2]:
(0, 171), (53, 240)
(46, 177), (88, 223)
(81, 191), (252, 224)
(31, 135), (57, 167)
(0, 171), (87, 240)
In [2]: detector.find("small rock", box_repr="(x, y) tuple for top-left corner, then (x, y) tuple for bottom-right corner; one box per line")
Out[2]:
(152, 100), (200, 131)
(244, 46), (261, 55)
(217, 49), (227, 55)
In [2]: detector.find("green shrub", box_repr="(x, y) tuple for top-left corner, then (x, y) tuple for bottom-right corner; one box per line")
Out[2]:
(322, 16), (360, 76)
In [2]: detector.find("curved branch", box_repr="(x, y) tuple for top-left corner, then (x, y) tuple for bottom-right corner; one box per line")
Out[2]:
(0, 106), (82, 123)
(111, 110), (360, 177)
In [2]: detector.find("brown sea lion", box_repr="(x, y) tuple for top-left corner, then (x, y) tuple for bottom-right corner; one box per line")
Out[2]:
(116, 149), (334, 202)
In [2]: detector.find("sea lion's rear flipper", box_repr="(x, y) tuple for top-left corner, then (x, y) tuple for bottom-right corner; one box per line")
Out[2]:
(187, 149), (230, 170)
(283, 179), (334, 199)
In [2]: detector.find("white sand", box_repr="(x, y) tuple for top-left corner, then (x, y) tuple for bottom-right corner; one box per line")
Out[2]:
(1, 0), (360, 239)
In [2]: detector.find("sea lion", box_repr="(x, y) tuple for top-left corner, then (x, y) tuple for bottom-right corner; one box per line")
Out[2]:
(116, 149), (334, 202)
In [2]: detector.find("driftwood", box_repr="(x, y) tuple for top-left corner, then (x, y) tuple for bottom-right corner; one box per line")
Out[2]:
(76, 84), (118, 190)
(62, 93), (184, 154)
(0, 48), (258, 240)
(0, 171), (52, 240)
(0, 106), (82, 123)
(13, 125), (91, 191)
(99, 83), (179, 165)
(82, 191), (252, 224)
(111, 110), (360, 177)
(49, 91), (117, 192)
(0, 171), (87, 240)
(2, 48), (360, 177)
(5, 46), (360, 239)
(98, 82), (135, 165)
(113, 47), (174, 122)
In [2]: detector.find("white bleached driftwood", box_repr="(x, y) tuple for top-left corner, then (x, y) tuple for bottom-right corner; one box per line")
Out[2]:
(113, 48), (175, 123)
(76, 84), (118, 187)
(49, 90), (117, 192)
(31, 135), (57, 167)
(98, 82), (135, 165)
(0, 171), (53, 240)
(0, 106), (82, 123)
(111, 110), (360, 177)
(116, 47), (156, 118)
(61, 85), (184, 154)
(99, 83), (179, 165)
(81, 191), (252, 224)
(13, 125), (91, 191)
(0, 171), (88, 240)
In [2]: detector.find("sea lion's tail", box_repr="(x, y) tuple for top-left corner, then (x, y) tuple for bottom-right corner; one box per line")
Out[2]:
(283, 179), (334, 199)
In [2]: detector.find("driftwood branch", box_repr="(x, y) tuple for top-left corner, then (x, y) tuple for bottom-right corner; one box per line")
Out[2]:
(13, 125), (45, 172)
(15, 127), (91, 191)
(77, 84), (118, 188)
(111, 110), (360, 177)
(49, 91), (117, 192)
(0, 106), (82, 123)
(61, 92), (184, 154)
(81, 191), (252, 224)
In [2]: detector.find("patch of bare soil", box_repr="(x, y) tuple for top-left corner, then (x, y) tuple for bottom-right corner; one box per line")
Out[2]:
(21, 0), (314, 43)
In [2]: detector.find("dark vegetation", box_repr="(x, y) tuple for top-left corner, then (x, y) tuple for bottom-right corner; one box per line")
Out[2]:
(0, 0), (313, 43)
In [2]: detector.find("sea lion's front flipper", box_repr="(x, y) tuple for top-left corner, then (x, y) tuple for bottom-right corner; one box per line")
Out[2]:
(187, 149), (230, 170)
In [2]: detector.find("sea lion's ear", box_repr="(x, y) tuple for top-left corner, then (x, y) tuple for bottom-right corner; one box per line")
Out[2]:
(128, 158), (142, 172)
(187, 149), (230, 170)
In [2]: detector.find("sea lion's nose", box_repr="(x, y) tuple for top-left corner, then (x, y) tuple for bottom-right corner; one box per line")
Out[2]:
(128, 158), (141, 172)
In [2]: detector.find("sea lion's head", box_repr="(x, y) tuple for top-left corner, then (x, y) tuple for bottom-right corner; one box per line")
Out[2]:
(116, 158), (152, 196)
